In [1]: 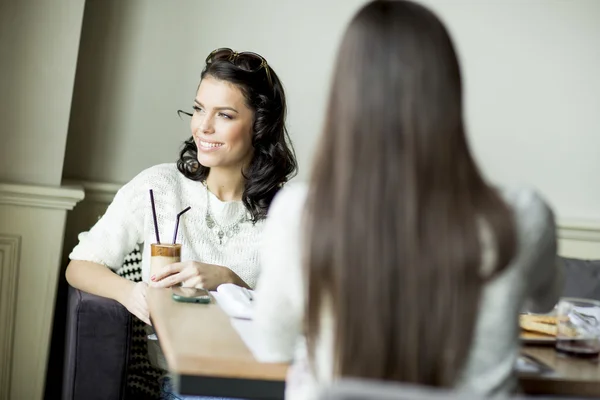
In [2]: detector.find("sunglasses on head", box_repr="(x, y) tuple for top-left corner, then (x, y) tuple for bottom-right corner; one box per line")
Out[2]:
(206, 48), (273, 87)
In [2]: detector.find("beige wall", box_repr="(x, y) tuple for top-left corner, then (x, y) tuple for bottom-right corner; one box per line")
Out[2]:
(63, 0), (600, 223)
(0, 0), (86, 186)
(421, 0), (600, 221)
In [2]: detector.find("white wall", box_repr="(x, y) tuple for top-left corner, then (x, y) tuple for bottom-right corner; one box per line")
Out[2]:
(0, 0), (85, 186)
(63, 0), (600, 222)
(421, 0), (600, 221)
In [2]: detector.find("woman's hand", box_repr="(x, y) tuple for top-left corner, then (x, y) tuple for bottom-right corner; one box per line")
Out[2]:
(149, 261), (245, 291)
(122, 281), (151, 325)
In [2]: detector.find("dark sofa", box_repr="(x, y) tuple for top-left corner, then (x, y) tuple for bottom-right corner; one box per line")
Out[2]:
(62, 286), (132, 400)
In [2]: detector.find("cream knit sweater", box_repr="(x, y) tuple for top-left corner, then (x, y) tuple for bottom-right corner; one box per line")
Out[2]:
(70, 163), (264, 288)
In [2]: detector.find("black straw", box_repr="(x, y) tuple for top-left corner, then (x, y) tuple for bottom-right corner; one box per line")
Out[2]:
(172, 206), (192, 244)
(149, 189), (161, 244)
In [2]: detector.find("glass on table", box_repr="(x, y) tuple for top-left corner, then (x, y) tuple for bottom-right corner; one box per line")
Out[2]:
(150, 243), (182, 277)
(147, 243), (182, 340)
(555, 297), (600, 359)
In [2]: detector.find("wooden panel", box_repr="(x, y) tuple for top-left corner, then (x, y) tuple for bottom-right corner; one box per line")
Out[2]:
(0, 235), (21, 400)
(0, 182), (83, 400)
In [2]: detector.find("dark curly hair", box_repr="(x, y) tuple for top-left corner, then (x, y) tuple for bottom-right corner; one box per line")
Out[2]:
(177, 54), (297, 222)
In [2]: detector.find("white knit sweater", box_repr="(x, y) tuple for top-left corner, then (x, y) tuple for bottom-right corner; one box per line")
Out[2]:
(69, 163), (264, 289)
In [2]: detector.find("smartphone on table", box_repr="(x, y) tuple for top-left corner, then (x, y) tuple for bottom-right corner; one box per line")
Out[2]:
(171, 286), (211, 304)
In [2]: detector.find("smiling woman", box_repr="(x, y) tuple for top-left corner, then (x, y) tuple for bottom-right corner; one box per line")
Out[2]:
(64, 47), (297, 399)
(178, 48), (297, 222)
(191, 77), (255, 181)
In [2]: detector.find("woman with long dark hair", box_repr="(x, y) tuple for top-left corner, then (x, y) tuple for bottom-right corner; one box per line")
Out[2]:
(66, 48), (297, 397)
(254, 1), (561, 399)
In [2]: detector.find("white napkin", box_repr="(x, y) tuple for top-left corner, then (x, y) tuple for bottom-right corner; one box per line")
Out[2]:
(568, 306), (600, 335)
(514, 355), (556, 376)
(570, 306), (600, 322)
(211, 283), (255, 320)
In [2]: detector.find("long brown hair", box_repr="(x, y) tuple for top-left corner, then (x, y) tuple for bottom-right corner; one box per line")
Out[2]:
(304, 0), (516, 386)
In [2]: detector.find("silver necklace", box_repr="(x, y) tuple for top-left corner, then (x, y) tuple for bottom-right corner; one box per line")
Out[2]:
(203, 182), (248, 245)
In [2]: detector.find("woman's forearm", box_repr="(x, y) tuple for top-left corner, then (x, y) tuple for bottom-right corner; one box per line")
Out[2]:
(66, 260), (134, 304)
(226, 268), (251, 289)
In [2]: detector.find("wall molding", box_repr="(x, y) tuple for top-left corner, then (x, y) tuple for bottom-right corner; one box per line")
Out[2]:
(557, 219), (600, 259)
(0, 234), (21, 399)
(0, 182), (84, 210)
(62, 180), (121, 203)
(557, 219), (600, 242)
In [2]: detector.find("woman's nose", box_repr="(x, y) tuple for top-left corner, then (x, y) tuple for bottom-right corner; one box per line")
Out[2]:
(199, 115), (215, 134)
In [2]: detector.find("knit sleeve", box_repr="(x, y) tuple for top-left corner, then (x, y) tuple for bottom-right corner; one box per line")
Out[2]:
(253, 184), (308, 362)
(520, 191), (563, 314)
(69, 169), (149, 271)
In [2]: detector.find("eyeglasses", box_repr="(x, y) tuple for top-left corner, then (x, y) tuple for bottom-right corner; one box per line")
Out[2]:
(205, 48), (273, 87)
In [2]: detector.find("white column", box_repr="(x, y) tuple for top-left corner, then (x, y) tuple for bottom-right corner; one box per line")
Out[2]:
(0, 183), (84, 400)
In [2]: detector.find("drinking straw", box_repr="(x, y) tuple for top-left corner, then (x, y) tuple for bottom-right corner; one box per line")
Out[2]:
(149, 189), (161, 244)
(172, 206), (192, 244)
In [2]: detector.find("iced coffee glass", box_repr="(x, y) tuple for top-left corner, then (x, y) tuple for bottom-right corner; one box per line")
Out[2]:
(150, 243), (182, 277)
(147, 243), (181, 341)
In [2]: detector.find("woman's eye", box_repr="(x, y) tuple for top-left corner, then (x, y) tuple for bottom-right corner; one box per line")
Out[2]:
(218, 112), (232, 120)
(192, 105), (203, 113)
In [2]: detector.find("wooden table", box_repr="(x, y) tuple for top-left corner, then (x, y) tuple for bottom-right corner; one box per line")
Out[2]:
(147, 288), (288, 399)
(149, 287), (600, 399)
(520, 345), (600, 397)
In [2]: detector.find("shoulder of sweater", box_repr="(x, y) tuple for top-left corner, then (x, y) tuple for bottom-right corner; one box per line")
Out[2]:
(111, 163), (190, 205)
(499, 185), (555, 241)
(121, 163), (192, 192)
(132, 163), (180, 181)
(268, 181), (309, 219)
